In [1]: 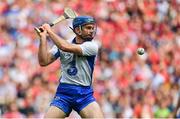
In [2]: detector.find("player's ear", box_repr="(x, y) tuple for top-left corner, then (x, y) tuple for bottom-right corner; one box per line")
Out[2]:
(75, 27), (82, 35)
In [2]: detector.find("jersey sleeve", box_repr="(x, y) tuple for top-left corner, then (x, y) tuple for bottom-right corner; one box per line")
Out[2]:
(79, 41), (98, 56)
(49, 45), (60, 59)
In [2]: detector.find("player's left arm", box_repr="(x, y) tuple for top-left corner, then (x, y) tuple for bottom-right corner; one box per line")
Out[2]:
(42, 23), (98, 56)
(42, 23), (83, 55)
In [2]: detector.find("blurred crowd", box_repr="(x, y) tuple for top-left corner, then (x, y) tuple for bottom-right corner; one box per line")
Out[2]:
(0, 0), (180, 118)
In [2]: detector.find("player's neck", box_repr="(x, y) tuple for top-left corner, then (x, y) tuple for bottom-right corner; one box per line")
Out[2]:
(75, 36), (84, 44)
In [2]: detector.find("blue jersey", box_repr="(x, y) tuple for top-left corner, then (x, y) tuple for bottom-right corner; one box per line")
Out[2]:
(49, 38), (98, 86)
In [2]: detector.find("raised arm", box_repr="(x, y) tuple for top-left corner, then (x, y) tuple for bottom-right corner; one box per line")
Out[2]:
(36, 26), (57, 66)
(42, 24), (83, 55)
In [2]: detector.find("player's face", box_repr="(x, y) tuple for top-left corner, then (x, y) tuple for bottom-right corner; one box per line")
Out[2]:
(81, 23), (96, 40)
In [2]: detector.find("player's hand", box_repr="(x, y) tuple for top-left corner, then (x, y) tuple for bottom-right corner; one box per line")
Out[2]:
(42, 23), (52, 33)
(34, 26), (47, 39)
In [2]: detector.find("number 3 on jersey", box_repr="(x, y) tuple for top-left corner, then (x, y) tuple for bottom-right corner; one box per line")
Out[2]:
(67, 55), (78, 76)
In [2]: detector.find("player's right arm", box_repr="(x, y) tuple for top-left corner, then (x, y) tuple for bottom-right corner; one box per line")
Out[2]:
(36, 27), (57, 66)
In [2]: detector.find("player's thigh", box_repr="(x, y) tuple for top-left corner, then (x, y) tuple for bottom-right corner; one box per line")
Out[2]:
(79, 101), (104, 118)
(44, 106), (66, 118)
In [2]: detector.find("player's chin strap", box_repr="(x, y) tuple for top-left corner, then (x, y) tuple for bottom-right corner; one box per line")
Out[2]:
(69, 27), (93, 41)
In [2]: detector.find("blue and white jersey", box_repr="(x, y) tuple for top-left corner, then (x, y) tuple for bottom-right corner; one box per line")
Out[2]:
(49, 38), (98, 86)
